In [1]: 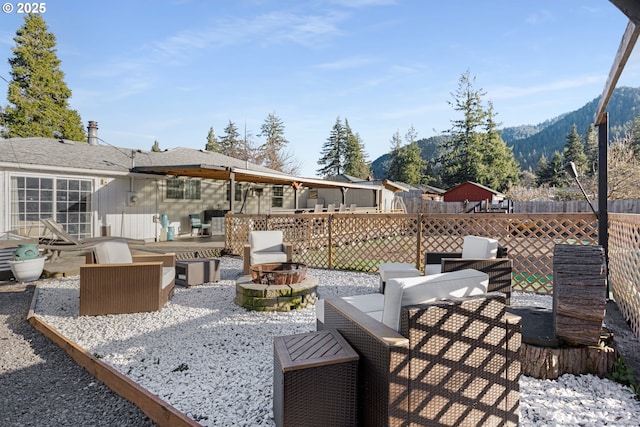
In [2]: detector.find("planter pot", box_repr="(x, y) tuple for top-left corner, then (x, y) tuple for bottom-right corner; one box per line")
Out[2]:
(9, 257), (45, 282)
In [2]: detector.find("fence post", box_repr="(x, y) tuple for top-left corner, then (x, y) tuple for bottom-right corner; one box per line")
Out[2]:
(416, 213), (422, 270)
(327, 214), (333, 269)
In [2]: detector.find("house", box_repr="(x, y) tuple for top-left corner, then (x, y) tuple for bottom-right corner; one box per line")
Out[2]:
(443, 181), (505, 203)
(0, 126), (389, 242)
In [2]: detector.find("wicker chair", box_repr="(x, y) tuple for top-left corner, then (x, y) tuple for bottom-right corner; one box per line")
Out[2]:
(425, 235), (513, 304)
(321, 293), (521, 427)
(79, 240), (176, 316)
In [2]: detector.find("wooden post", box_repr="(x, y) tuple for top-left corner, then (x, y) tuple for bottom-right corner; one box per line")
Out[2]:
(553, 244), (607, 346)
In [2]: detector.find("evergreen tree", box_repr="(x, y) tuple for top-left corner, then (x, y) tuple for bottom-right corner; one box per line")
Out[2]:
(630, 113), (640, 159)
(343, 119), (370, 179)
(537, 151), (565, 187)
(535, 154), (550, 186)
(1, 14), (84, 140)
(478, 102), (520, 191)
(258, 113), (289, 171)
(317, 117), (347, 178)
(151, 140), (161, 152)
(563, 124), (588, 175)
(439, 71), (486, 188)
(205, 127), (220, 152)
(219, 120), (241, 159)
(583, 123), (598, 176)
(386, 130), (403, 181)
(397, 141), (426, 184)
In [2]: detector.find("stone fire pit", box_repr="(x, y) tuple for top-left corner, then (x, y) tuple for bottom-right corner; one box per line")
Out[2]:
(235, 262), (318, 312)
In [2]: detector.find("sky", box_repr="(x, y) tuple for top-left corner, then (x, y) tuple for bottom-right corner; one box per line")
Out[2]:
(1, 0), (639, 178)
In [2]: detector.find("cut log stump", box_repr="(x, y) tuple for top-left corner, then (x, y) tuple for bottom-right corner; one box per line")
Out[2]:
(521, 329), (617, 380)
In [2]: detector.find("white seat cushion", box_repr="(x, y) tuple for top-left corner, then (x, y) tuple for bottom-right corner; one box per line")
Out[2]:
(249, 230), (284, 253)
(162, 267), (175, 289)
(93, 240), (133, 264)
(251, 251), (288, 266)
(382, 269), (489, 331)
(461, 235), (498, 259)
(424, 263), (442, 275)
(316, 293), (384, 324)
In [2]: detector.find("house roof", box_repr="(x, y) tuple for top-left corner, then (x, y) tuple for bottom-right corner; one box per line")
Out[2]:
(407, 183), (446, 194)
(0, 137), (385, 191)
(445, 181), (505, 197)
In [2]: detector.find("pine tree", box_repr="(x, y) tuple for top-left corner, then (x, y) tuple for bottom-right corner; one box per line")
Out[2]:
(583, 123), (598, 176)
(343, 119), (370, 179)
(535, 154), (550, 186)
(151, 140), (161, 152)
(317, 117), (347, 178)
(386, 130), (403, 181)
(205, 127), (220, 152)
(478, 102), (520, 191)
(537, 151), (565, 187)
(219, 120), (241, 159)
(563, 124), (587, 176)
(1, 14), (84, 140)
(258, 113), (289, 171)
(629, 113), (640, 159)
(439, 71), (486, 188)
(397, 141), (426, 184)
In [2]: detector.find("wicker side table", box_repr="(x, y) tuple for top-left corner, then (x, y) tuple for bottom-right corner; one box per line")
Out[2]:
(274, 329), (359, 427)
(175, 258), (220, 287)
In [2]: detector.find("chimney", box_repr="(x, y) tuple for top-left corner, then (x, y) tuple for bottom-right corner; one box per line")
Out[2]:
(87, 121), (99, 145)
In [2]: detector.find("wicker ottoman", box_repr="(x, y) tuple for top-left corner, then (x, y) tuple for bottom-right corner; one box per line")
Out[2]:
(378, 262), (420, 293)
(274, 329), (359, 427)
(175, 258), (220, 286)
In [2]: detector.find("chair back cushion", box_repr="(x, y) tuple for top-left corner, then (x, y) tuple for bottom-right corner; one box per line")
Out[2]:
(189, 214), (202, 225)
(249, 230), (284, 253)
(461, 235), (499, 259)
(382, 269), (489, 331)
(93, 240), (133, 264)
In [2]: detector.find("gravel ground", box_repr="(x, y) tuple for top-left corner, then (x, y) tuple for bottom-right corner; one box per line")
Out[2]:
(5, 256), (640, 426)
(0, 282), (155, 427)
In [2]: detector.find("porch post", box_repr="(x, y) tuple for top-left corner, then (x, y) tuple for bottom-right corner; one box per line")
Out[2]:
(341, 187), (348, 205)
(229, 172), (235, 213)
(597, 113), (609, 297)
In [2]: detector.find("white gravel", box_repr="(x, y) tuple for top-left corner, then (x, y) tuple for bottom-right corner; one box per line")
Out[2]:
(33, 257), (640, 426)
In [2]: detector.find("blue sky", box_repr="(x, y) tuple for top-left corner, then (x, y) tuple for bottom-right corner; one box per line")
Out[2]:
(0, 1), (638, 177)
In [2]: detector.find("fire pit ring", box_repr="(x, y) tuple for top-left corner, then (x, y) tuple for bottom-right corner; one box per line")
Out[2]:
(235, 262), (317, 312)
(250, 262), (307, 285)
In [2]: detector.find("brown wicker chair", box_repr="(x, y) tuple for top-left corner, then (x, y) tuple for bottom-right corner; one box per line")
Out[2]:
(425, 241), (512, 304)
(321, 293), (521, 426)
(79, 240), (176, 316)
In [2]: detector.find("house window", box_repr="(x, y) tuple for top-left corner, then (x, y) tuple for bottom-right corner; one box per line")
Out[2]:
(272, 186), (284, 208)
(166, 178), (201, 200)
(226, 182), (242, 202)
(11, 176), (92, 239)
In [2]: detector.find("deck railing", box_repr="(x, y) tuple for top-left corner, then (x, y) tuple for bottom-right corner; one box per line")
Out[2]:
(226, 211), (640, 340)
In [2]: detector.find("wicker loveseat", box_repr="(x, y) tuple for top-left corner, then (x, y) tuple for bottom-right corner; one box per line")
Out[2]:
(319, 292), (521, 426)
(80, 240), (176, 316)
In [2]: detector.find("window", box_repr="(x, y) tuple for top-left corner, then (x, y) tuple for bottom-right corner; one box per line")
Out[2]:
(272, 186), (284, 208)
(11, 176), (92, 239)
(226, 182), (242, 202)
(166, 178), (201, 200)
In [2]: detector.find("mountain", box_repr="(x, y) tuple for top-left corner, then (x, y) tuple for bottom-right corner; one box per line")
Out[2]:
(370, 86), (640, 178)
(506, 86), (640, 171)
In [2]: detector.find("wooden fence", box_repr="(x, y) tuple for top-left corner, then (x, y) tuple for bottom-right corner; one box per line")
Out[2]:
(226, 211), (640, 341)
(226, 212), (598, 294)
(404, 198), (640, 214)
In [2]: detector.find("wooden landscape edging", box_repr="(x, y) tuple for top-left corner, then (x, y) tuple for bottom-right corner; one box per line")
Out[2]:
(27, 286), (201, 427)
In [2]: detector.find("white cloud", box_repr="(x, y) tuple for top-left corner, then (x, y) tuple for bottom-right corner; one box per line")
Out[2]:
(489, 74), (606, 100)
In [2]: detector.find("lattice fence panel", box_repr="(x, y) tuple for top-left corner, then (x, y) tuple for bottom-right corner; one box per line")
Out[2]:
(225, 214), (268, 255)
(608, 214), (640, 341)
(331, 214), (419, 271)
(225, 213), (598, 293)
